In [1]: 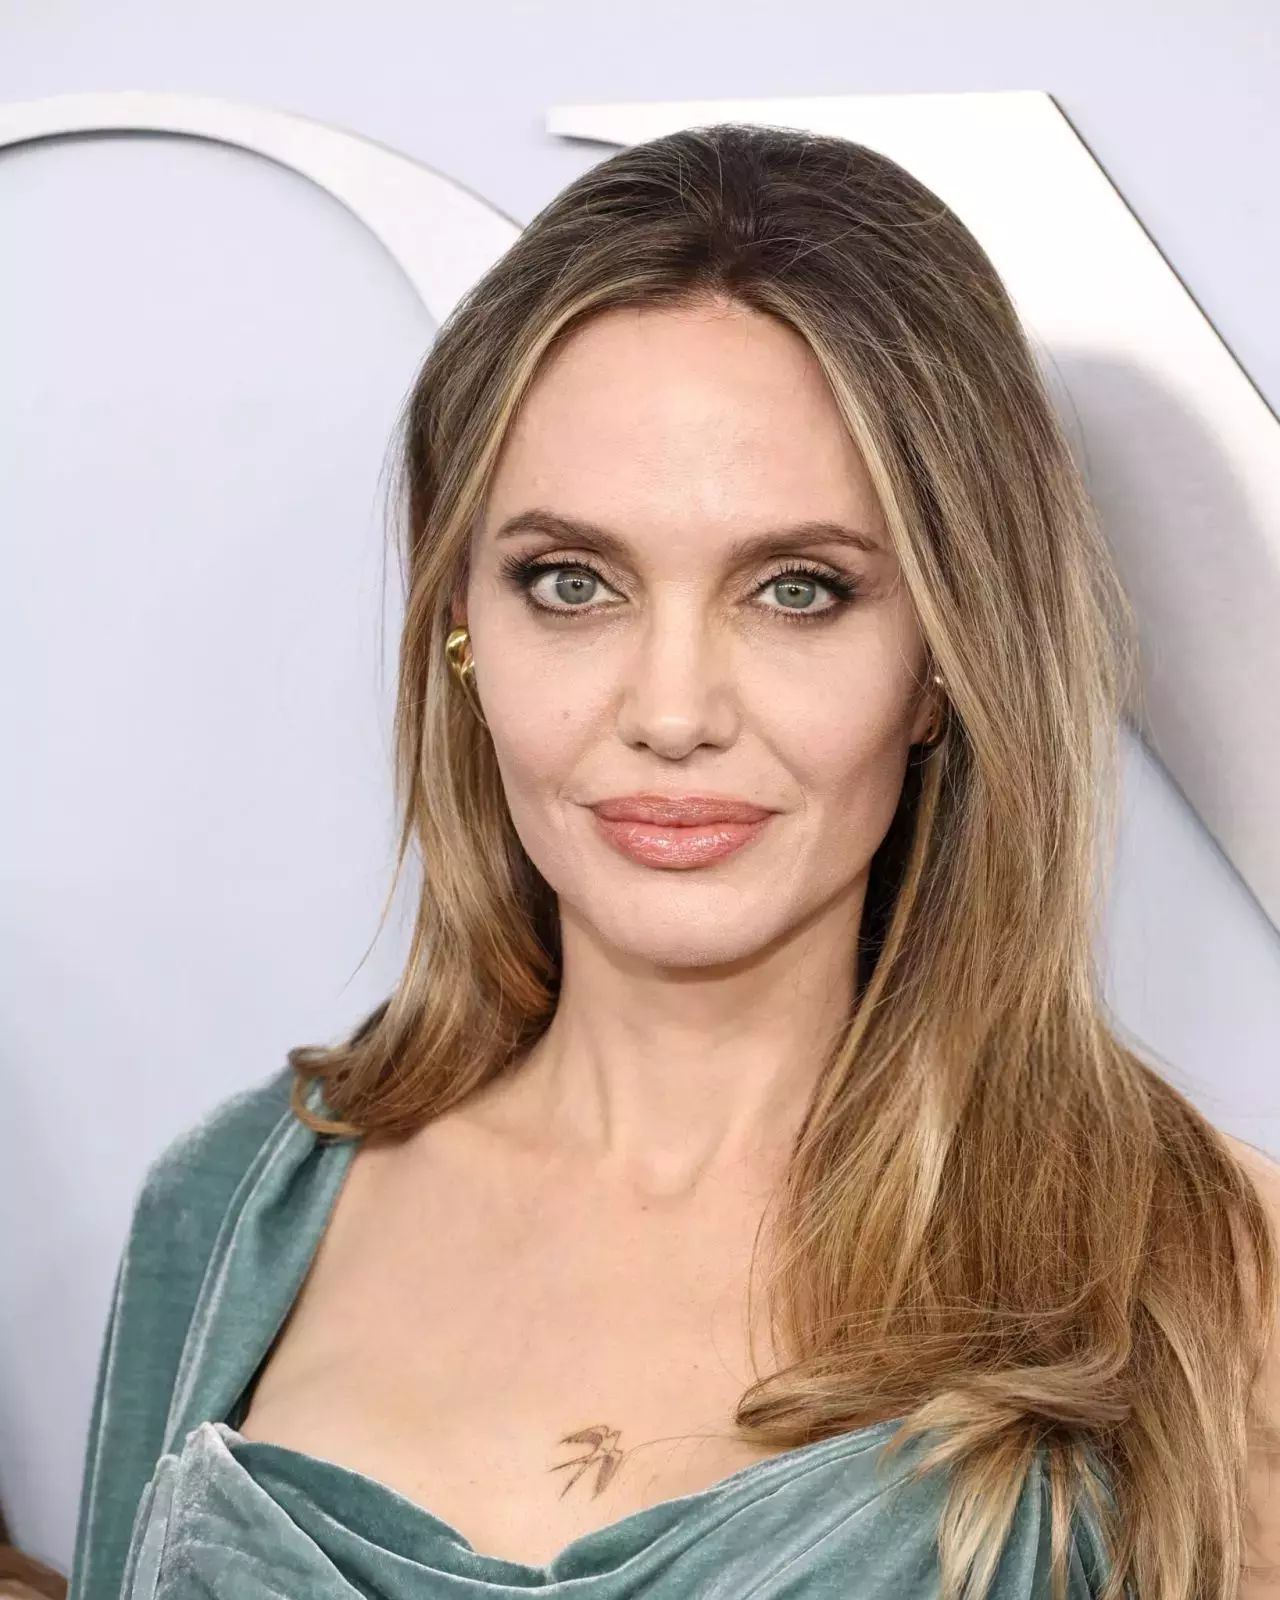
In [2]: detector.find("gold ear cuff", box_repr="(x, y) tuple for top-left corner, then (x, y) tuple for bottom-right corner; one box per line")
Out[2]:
(921, 671), (948, 747)
(445, 625), (488, 727)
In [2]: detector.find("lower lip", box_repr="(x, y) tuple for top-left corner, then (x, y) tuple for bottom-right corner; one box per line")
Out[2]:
(591, 815), (770, 869)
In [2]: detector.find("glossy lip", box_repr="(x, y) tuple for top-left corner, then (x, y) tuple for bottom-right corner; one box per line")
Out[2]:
(590, 794), (775, 825)
(587, 794), (776, 870)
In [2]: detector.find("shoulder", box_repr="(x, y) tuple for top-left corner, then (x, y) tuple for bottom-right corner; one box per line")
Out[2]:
(69, 1068), (301, 1600)
(1212, 1128), (1280, 1378)
(111, 1067), (305, 1386)
(120, 1067), (301, 1298)
(1217, 1129), (1280, 1294)
(1221, 1131), (1280, 1221)
(132, 1065), (299, 1238)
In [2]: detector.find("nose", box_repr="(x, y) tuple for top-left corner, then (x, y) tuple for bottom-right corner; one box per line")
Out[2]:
(614, 602), (740, 760)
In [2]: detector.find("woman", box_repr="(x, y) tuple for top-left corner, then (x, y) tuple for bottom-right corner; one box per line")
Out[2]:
(69, 123), (1279, 1600)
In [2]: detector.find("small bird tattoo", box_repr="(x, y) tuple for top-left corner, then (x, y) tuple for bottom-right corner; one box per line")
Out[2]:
(550, 1424), (625, 1497)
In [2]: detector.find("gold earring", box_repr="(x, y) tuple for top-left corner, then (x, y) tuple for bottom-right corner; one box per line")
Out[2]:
(445, 624), (488, 727)
(921, 671), (948, 747)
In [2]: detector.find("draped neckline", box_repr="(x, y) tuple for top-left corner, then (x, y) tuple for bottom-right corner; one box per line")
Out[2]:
(160, 1084), (918, 1584)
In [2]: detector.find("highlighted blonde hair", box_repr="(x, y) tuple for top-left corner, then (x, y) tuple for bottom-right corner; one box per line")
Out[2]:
(292, 123), (1279, 1600)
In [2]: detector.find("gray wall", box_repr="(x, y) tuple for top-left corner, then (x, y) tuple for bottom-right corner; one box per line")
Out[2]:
(2, 0), (1278, 1571)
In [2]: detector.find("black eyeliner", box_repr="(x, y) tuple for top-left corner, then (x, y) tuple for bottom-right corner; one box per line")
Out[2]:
(496, 550), (859, 621)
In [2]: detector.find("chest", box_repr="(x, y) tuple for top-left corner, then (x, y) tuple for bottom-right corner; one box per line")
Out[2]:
(236, 1125), (788, 1566)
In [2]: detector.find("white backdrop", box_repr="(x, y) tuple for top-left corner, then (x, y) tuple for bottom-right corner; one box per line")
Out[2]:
(3, 4), (1279, 1572)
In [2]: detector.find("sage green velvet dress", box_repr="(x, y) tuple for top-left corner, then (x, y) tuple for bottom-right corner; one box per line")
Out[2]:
(69, 1070), (1114, 1600)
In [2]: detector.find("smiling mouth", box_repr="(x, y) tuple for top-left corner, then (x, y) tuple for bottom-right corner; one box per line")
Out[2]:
(588, 794), (775, 870)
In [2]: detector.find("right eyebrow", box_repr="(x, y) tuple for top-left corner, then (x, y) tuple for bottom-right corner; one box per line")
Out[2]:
(491, 508), (885, 564)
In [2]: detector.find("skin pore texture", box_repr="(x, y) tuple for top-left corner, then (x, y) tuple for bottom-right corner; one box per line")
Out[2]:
(236, 299), (947, 1567)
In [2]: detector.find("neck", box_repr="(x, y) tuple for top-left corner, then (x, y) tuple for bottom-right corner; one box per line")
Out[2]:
(495, 885), (866, 1200)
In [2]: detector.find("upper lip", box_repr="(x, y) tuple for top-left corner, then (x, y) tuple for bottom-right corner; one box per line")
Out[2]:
(590, 794), (775, 825)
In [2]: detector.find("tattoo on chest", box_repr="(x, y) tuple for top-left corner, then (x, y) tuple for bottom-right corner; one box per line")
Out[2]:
(551, 1424), (625, 1497)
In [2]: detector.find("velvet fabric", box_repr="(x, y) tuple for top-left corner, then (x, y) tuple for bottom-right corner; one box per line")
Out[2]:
(69, 1072), (1113, 1599)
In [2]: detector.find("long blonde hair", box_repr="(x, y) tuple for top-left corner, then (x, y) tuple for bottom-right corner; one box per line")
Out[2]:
(291, 123), (1278, 1600)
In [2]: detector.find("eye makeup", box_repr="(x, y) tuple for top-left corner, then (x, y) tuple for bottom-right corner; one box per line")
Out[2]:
(496, 550), (860, 625)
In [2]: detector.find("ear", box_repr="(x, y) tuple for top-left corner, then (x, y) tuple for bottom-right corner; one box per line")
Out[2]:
(448, 578), (468, 629)
(909, 679), (941, 745)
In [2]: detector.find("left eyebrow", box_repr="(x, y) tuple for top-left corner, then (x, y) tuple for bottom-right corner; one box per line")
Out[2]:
(491, 509), (885, 562)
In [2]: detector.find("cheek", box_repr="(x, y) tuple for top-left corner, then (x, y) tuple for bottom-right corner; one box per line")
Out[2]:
(476, 650), (603, 864)
(739, 655), (919, 887)
(745, 647), (918, 799)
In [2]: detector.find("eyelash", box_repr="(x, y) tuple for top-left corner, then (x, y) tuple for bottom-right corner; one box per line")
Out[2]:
(497, 553), (859, 623)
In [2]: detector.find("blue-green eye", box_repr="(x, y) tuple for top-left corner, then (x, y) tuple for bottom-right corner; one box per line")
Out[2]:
(512, 560), (622, 613)
(756, 566), (854, 616)
(549, 568), (598, 605)
(770, 576), (821, 609)
(500, 551), (856, 622)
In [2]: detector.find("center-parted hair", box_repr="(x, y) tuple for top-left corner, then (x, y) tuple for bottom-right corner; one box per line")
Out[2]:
(291, 123), (1278, 1600)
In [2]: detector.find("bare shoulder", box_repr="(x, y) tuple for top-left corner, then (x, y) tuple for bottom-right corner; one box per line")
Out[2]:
(1220, 1128), (1280, 1187)
(1215, 1128), (1280, 1313)
(1222, 1126), (1280, 1177)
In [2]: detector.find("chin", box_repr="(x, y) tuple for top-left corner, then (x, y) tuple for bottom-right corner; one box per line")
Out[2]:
(572, 882), (790, 971)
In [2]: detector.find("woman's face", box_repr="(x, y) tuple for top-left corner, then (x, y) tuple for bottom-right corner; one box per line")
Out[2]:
(460, 299), (936, 969)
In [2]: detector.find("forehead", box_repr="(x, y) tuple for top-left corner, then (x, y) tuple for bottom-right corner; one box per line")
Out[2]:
(483, 302), (885, 539)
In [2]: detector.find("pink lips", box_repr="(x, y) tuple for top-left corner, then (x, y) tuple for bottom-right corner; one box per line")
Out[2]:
(589, 794), (774, 870)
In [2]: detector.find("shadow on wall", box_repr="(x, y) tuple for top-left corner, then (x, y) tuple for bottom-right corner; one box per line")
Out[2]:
(1046, 347), (1280, 938)
(1045, 351), (1280, 1158)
